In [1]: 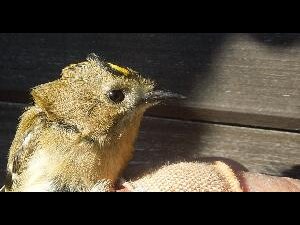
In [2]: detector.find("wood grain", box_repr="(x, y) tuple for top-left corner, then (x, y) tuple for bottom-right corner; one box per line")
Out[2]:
(0, 103), (299, 187)
(0, 33), (299, 130)
(126, 116), (300, 179)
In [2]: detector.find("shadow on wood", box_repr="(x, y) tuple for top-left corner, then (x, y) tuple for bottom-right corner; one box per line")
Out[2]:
(251, 33), (300, 47)
(281, 165), (300, 179)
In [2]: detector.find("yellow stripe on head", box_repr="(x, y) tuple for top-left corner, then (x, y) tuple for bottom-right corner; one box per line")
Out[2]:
(107, 63), (130, 77)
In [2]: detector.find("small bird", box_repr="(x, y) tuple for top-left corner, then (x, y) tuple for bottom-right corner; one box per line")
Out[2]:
(3, 53), (183, 192)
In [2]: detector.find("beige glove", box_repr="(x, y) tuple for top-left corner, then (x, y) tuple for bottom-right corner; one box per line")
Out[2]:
(122, 161), (242, 192)
(119, 160), (300, 192)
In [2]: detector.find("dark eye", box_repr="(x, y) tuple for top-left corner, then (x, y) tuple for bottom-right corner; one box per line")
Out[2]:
(108, 90), (125, 103)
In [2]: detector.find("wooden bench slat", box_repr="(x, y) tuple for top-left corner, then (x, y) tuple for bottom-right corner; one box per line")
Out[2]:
(125, 116), (300, 179)
(0, 33), (299, 130)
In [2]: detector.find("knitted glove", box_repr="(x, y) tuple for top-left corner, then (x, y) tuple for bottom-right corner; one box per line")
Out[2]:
(121, 161), (242, 192)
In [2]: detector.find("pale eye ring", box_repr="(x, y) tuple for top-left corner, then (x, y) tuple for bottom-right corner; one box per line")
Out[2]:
(108, 89), (125, 103)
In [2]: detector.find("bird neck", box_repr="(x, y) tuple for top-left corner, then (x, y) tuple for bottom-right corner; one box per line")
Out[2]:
(48, 111), (145, 191)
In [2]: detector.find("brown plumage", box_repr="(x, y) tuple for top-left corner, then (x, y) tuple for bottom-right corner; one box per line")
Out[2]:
(4, 53), (179, 192)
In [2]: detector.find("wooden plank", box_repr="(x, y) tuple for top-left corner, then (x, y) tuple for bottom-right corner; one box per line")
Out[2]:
(126, 117), (300, 180)
(0, 103), (299, 187)
(0, 33), (299, 131)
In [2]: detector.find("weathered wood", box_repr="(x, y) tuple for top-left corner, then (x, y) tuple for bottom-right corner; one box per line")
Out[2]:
(126, 117), (300, 180)
(0, 33), (299, 131)
(0, 103), (299, 187)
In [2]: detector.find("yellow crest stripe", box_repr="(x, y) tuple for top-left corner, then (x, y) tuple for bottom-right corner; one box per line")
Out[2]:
(107, 63), (130, 76)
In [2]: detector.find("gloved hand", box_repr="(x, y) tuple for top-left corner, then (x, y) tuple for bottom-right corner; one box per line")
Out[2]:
(116, 158), (300, 192)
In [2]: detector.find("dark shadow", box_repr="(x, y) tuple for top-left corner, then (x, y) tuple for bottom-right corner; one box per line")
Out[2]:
(281, 165), (300, 180)
(250, 33), (300, 47)
(0, 33), (229, 104)
(0, 103), (24, 186)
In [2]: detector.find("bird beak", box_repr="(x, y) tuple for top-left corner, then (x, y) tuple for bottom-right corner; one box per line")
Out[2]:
(144, 90), (186, 104)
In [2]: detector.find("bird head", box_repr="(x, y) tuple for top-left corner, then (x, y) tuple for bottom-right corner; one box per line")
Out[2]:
(31, 53), (183, 142)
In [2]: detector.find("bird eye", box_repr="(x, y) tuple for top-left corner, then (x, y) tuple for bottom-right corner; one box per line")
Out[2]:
(108, 90), (125, 103)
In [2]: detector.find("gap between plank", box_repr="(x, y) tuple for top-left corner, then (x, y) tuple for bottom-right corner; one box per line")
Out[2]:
(144, 115), (300, 135)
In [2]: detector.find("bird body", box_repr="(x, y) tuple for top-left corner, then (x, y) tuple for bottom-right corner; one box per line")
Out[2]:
(4, 53), (177, 192)
(7, 105), (142, 191)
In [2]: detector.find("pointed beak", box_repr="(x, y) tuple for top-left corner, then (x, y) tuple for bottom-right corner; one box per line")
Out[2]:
(144, 90), (186, 104)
